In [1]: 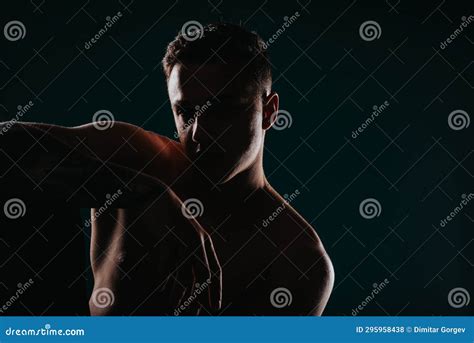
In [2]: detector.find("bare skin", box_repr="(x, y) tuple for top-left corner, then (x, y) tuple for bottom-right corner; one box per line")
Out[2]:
(167, 61), (334, 315)
(0, 59), (334, 316)
(176, 182), (334, 315)
(0, 122), (221, 315)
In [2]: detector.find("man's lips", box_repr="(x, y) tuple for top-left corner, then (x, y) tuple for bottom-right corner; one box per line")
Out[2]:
(187, 142), (222, 158)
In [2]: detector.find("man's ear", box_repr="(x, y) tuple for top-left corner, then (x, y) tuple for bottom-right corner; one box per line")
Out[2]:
(262, 91), (279, 130)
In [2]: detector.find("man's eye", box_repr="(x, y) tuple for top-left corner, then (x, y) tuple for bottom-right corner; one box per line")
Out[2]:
(177, 107), (193, 117)
(182, 112), (195, 121)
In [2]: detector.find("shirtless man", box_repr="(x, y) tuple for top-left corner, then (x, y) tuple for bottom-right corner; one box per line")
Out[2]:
(163, 23), (334, 315)
(0, 122), (221, 315)
(0, 22), (333, 315)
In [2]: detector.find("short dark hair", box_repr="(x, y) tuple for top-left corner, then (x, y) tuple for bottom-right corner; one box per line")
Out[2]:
(162, 22), (272, 96)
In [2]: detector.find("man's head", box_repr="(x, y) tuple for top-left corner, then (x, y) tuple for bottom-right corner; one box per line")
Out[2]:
(163, 22), (279, 184)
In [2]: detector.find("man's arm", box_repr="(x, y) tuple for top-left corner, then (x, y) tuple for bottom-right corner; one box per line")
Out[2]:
(1, 121), (186, 181)
(298, 243), (334, 316)
(267, 239), (334, 316)
(0, 121), (186, 206)
(0, 121), (222, 312)
(254, 198), (334, 316)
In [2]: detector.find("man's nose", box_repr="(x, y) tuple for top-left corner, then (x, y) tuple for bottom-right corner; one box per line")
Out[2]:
(191, 117), (207, 146)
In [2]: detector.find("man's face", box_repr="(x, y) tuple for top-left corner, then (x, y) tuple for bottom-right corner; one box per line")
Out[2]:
(168, 63), (264, 184)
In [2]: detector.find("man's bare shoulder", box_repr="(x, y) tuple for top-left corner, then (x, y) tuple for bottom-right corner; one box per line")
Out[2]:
(74, 121), (186, 181)
(259, 185), (323, 246)
(259, 185), (334, 315)
(74, 120), (178, 150)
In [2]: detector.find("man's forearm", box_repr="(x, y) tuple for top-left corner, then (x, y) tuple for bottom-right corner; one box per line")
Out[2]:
(7, 121), (187, 181)
(0, 121), (171, 207)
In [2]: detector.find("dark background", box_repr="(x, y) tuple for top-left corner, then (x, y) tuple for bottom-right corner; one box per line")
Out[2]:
(1, 0), (472, 315)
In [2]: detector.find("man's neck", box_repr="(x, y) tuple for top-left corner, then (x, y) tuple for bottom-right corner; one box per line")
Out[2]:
(218, 161), (266, 200)
(195, 156), (267, 209)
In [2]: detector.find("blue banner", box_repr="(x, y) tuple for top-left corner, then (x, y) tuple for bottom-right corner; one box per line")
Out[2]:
(0, 317), (472, 342)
